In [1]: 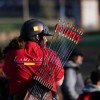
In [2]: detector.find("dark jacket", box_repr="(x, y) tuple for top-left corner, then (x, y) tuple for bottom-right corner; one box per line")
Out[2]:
(78, 84), (100, 100)
(61, 61), (84, 100)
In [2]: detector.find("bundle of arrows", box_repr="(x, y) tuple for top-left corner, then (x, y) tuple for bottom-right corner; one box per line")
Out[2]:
(24, 19), (84, 100)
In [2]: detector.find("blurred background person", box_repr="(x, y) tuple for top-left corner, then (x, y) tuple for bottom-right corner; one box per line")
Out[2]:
(61, 49), (84, 100)
(78, 69), (100, 100)
(85, 54), (100, 86)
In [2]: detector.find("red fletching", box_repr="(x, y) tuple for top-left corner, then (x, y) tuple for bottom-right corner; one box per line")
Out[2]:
(54, 22), (83, 43)
(74, 34), (81, 42)
(70, 31), (76, 39)
(55, 24), (60, 31)
(59, 26), (64, 32)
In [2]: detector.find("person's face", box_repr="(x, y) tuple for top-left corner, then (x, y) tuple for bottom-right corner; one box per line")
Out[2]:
(40, 36), (48, 48)
(97, 81), (100, 86)
(74, 56), (84, 65)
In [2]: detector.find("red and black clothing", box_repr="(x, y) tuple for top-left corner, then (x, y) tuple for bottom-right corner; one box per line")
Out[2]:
(3, 41), (64, 95)
(78, 84), (100, 100)
(78, 92), (100, 100)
